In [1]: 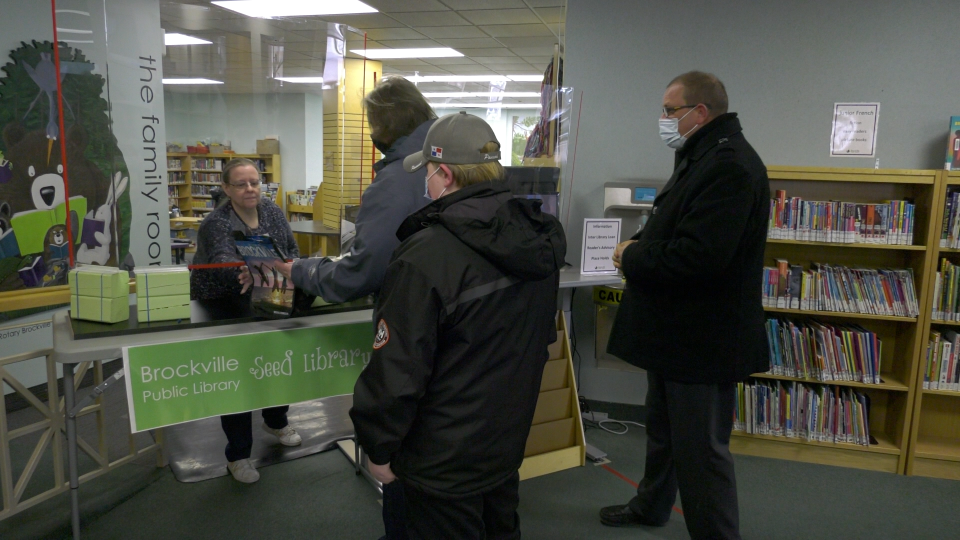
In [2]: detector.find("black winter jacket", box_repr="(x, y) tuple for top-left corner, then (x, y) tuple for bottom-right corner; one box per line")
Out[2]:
(607, 113), (770, 383)
(349, 182), (566, 498)
(291, 119), (435, 302)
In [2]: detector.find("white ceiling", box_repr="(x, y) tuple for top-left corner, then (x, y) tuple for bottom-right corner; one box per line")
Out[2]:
(159, 0), (565, 102)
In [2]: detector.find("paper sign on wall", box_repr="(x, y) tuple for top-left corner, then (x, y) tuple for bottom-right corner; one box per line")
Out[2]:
(830, 103), (880, 157)
(581, 218), (621, 275)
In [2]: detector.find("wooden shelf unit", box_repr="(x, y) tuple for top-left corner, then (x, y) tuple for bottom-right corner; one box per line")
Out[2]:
(729, 166), (940, 475)
(167, 153), (281, 218)
(907, 169), (960, 479)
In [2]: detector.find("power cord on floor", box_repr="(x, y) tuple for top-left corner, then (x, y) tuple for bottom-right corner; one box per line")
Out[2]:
(582, 410), (645, 435)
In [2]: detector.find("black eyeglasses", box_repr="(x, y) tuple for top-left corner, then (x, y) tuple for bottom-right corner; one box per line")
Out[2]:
(661, 105), (697, 117)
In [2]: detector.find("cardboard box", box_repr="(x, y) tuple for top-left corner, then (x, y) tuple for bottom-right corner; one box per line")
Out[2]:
(256, 139), (279, 154)
(69, 266), (129, 298)
(136, 267), (190, 298)
(71, 295), (129, 323)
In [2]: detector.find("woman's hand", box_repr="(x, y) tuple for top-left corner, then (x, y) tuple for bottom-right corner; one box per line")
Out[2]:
(238, 265), (253, 294)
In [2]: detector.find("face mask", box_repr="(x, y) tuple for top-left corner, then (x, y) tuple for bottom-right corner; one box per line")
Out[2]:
(659, 108), (698, 149)
(424, 167), (446, 201)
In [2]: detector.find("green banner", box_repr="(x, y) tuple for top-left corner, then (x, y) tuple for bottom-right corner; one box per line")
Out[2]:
(122, 322), (372, 432)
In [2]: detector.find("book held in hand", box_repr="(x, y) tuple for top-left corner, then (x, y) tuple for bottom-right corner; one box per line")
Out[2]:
(235, 235), (294, 318)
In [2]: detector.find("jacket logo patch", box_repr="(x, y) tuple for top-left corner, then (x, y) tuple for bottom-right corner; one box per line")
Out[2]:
(373, 319), (390, 349)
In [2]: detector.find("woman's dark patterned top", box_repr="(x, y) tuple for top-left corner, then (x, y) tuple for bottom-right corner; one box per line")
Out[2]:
(190, 198), (299, 300)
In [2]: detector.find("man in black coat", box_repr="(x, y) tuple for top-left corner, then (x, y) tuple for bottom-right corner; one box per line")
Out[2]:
(599, 71), (770, 540)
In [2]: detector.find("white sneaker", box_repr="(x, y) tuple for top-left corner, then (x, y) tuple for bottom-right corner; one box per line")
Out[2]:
(262, 423), (302, 446)
(227, 459), (260, 483)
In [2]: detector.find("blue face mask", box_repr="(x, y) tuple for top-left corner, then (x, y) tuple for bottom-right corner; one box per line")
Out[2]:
(658, 108), (699, 149)
(424, 167), (446, 201)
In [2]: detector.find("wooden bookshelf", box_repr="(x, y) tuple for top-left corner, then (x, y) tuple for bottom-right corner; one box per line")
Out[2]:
(166, 153), (281, 218)
(731, 166), (940, 475)
(906, 169), (960, 479)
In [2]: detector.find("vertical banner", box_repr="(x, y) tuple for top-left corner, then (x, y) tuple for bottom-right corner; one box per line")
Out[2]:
(123, 321), (374, 432)
(0, 0), (168, 295)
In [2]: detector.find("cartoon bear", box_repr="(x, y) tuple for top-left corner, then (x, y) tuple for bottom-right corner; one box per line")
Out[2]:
(0, 123), (108, 217)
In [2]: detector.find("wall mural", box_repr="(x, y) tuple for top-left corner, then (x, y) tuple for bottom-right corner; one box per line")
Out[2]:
(0, 40), (131, 292)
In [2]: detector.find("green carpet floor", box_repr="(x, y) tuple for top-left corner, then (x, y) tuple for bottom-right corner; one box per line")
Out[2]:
(3, 395), (960, 539)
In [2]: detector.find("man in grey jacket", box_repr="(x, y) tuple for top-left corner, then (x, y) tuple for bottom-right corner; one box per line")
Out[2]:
(276, 76), (436, 303)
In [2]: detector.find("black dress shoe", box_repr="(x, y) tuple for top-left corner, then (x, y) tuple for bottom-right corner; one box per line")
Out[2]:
(599, 504), (668, 527)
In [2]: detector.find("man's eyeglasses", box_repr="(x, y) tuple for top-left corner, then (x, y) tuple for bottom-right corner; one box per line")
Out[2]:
(661, 105), (697, 117)
(227, 180), (261, 189)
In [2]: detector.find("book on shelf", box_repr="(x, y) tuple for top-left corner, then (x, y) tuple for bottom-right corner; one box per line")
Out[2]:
(193, 157), (223, 171)
(763, 261), (918, 317)
(946, 116), (960, 171)
(765, 317), (882, 384)
(167, 158), (182, 169)
(931, 258), (960, 321)
(924, 330), (960, 391)
(768, 189), (915, 245)
(734, 379), (872, 446)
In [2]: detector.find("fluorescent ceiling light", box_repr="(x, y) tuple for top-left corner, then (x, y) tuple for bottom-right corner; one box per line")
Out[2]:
(275, 77), (325, 83)
(351, 48), (462, 59)
(429, 103), (540, 109)
(162, 78), (224, 85)
(164, 33), (212, 46)
(212, 0), (377, 18)
(422, 92), (541, 98)
(405, 75), (543, 83)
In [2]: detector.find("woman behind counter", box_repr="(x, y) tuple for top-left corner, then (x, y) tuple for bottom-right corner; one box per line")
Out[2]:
(190, 157), (302, 484)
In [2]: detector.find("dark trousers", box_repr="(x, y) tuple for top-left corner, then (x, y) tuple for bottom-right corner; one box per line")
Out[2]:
(628, 371), (740, 540)
(220, 405), (289, 462)
(382, 479), (408, 540)
(402, 471), (520, 540)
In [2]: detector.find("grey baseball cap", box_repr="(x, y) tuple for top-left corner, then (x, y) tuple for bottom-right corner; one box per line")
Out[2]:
(403, 111), (501, 172)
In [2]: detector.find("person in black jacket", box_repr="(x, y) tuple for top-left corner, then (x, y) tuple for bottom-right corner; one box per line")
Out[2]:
(350, 112), (566, 540)
(599, 72), (770, 540)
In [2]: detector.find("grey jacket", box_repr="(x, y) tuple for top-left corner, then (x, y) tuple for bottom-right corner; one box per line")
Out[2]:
(291, 119), (435, 302)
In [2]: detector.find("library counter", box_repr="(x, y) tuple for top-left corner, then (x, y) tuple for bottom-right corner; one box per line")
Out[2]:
(52, 298), (375, 539)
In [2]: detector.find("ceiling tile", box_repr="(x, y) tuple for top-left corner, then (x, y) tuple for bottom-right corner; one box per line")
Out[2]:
(362, 0), (450, 13)
(496, 36), (558, 48)
(458, 9), (542, 25)
(473, 56), (528, 64)
(376, 58), (434, 67)
(315, 13), (407, 29)
(532, 7), (565, 24)
(454, 48), (515, 57)
(419, 26), (488, 39)
(524, 0), (565, 6)
(434, 37), (504, 49)
(362, 27), (429, 40)
(423, 57), (480, 66)
(442, 0), (527, 8)
(386, 11), (472, 27)
(371, 39), (445, 48)
(505, 46), (558, 56)
(479, 23), (556, 37)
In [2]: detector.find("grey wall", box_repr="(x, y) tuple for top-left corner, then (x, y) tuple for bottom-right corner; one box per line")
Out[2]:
(565, 0), (960, 404)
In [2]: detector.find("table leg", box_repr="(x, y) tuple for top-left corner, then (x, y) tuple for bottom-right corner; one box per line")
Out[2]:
(63, 363), (81, 540)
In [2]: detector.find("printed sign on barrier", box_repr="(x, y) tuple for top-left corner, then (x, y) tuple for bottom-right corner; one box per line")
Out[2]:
(122, 322), (373, 432)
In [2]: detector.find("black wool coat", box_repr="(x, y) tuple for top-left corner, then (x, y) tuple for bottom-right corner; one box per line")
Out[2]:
(607, 113), (771, 384)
